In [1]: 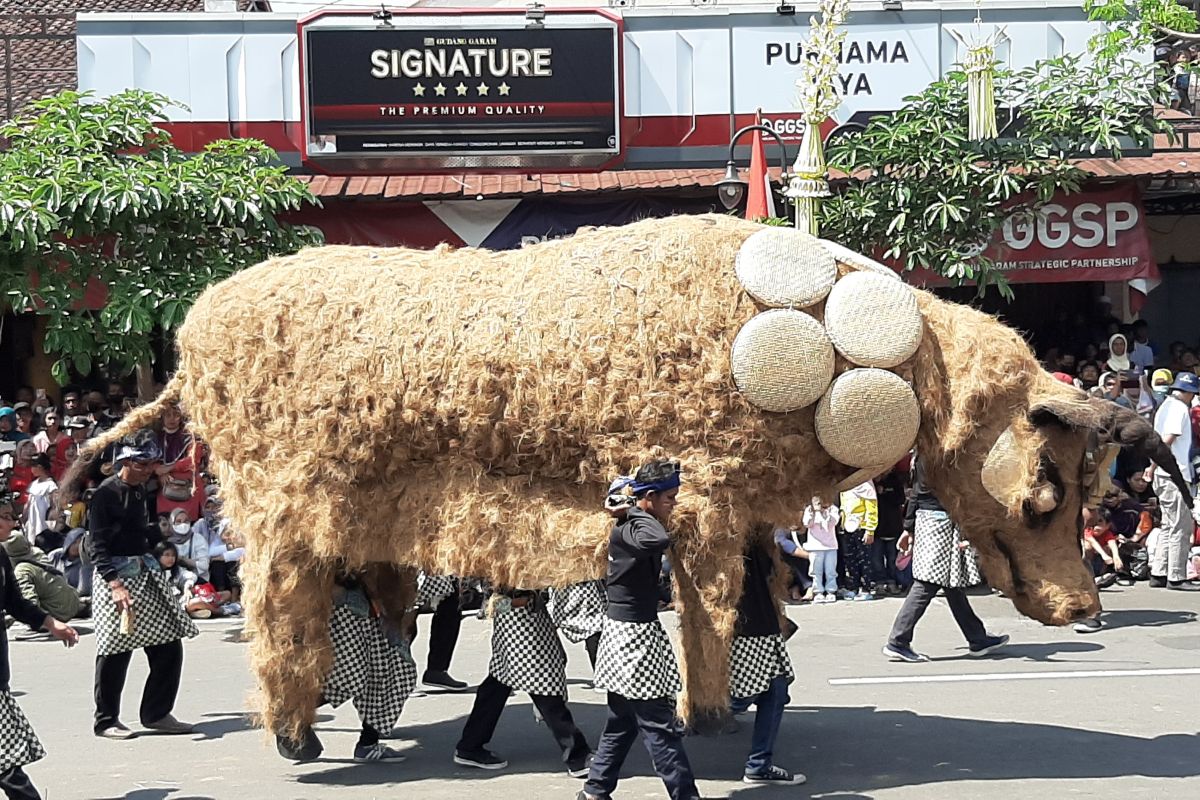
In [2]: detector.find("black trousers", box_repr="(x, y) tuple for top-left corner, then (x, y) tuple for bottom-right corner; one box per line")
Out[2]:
(887, 579), (987, 649)
(584, 693), (698, 800)
(93, 640), (183, 731)
(456, 674), (590, 764)
(0, 767), (40, 800)
(421, 591), (462, 673)
(584, 633), (600, 669)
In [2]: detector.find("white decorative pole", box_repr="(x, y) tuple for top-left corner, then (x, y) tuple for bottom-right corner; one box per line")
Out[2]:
(787, 0), (849, 235)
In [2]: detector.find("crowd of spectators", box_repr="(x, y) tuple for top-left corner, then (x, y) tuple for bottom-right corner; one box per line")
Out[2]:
(0, 381), (243, 634)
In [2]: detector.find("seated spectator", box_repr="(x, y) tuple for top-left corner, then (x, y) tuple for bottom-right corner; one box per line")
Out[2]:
(9, 439), (36, 507)
(211, 519), (245, 606)
(774, 525), (812, 603)
(0, 406), (25, 442)
(155, 541), (222, 620)
(22, 453), (57, 543)
(1106, 334), (1131, 373)
(1083, 507), (1122, 588)
(1077, 361), (1101, 390)
(0, 499), (83, 624)
(11, 402), (35, 438)
(167, 508), (210, 582)
(50, 528), (92, 598)
(31, 408), (62, 454)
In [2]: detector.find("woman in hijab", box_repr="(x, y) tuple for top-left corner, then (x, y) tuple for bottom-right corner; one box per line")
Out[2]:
(166, 508), (210, 584)
(1107, 333), (1132, 373)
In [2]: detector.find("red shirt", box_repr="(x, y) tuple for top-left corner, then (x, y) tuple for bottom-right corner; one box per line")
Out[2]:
(1085, 526), (1117, 549)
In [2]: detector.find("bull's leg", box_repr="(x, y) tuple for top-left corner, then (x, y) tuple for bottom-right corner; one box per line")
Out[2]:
(671, 500), (749, 733)
(242, 542), (335, 744)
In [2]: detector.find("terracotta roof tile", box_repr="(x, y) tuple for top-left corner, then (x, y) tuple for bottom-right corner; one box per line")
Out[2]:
(0, 1), (204, 121)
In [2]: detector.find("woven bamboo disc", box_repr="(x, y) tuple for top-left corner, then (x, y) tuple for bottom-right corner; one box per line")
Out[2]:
(815, 368), (920, 468)
(731, 309), (835, 413)
(817, 238), (900, 281)
(735, 227), (838, 309)
(823, 272), (923, 368)
(981, 427), (1024, 506)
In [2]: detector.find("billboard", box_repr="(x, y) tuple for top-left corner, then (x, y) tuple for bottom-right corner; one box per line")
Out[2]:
(299, 10), (622, 173)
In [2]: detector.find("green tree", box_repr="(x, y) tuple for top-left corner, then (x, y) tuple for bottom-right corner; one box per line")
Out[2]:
(818, 1), (1190, 293)
(0, 90), (321, 384)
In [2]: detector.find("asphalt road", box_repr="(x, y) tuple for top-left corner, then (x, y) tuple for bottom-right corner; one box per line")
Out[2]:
(10, 582), (1199, 800)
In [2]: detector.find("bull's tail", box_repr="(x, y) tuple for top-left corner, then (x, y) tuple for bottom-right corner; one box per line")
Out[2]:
(60, 374), (184, 501)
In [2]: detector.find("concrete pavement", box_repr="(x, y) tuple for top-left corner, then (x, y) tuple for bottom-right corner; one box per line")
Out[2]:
(9, 582), (1200, 799)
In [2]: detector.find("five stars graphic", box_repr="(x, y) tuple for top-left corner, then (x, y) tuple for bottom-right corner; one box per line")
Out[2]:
(434, 82), (446, 97)
(498, 82), (511, 96)
(412, 83), (425, 97)
(476, 81), (490, 96)
(455, 82), (468, 96)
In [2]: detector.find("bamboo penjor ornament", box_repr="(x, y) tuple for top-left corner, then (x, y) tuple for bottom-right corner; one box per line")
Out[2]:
(959, 0), (1003, 141)
(787, 0), (849, 235)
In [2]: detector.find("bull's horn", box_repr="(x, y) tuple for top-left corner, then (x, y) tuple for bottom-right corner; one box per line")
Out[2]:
(981, 427), (1030, 512)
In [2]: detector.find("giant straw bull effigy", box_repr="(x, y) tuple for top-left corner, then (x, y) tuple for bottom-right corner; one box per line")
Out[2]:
(81, 214), (1190, 739)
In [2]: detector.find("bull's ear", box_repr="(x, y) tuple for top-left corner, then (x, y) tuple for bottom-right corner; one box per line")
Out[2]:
(1027, 395), (1104, 431)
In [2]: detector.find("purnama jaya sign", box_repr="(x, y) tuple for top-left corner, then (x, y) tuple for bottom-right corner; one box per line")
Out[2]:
(299, 10), (622, 173)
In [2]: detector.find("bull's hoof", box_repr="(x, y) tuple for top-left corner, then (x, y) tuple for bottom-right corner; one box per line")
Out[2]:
(276, 726), (323, 762)
(688, 708), (734, 738)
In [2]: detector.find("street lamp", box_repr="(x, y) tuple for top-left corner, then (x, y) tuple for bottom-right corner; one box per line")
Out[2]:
(716, 124), (791, 212)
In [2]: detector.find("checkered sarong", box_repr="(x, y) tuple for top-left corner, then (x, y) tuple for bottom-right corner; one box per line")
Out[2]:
(912, 511), (982, 589)
(489, 600), (567, 697)
(413, 573), (457, 609)
(547, 580), (606, 643)
(592, 618), (681, 700)
(324, 604), (417, 733)
(0, 691), (44, 774)
(93, 563), (198, 657)
(729, 635), (793, 699)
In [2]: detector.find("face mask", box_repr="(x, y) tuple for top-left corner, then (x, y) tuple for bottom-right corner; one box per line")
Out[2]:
(172, 523), (190, 535)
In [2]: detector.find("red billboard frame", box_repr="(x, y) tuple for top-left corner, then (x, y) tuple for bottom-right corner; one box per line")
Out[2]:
(296, 7), (628, 176)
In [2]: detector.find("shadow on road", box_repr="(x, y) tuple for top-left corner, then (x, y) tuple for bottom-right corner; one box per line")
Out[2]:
(1097, 609), (1198, 630)
(288, 700), (1200, 792)
(928, 641), (1104, 663)
(96, 789), (217, 800)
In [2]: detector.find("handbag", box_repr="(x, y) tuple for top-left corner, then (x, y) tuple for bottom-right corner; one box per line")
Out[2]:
(162, 437), (196, 502)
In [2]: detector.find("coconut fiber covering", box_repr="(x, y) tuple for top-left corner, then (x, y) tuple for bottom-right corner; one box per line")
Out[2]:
(81, 212), (1164, 739)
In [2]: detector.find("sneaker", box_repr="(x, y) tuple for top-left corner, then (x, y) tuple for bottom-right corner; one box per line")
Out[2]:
(968, 634), (1010, 656)
(1073, 617), (1104, 633)
(96, 722), (136, 740)
(822, 593), (837, 604)
(142, 714), (194, 735)
(882, 643), (929, 663)
(743, 765), (807, 785)
(453, 748), (508, 770)
(854, 592), (875, 601)
(1094, 573), (1118, 589)
(1168, 581), (1200, 591)
(1115, 576), (1135, 587)
(276, 727), (323, 762)
(423, 670), (468, 691)
(354, 743), (406, 763)
(837, 589), (857, 600)
(567, 753), (593, 779)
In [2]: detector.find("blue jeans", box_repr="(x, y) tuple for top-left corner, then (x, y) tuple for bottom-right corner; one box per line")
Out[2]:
(809, 550), (837, 594)
(731, 675), (790, 775)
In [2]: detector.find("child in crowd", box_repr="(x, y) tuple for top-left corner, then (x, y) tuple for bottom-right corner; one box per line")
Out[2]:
(1083, 507), (1122, 588)
(155, 541), (221, 619)
(802, 496), (839, 604)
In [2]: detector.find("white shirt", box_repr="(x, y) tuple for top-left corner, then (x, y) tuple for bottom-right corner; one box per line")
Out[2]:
(24, 477), (57, 541)
(1153, 395), (1193, 481)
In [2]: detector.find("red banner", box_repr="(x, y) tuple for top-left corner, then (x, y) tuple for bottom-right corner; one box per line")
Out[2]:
(983, 183), (1156, 284)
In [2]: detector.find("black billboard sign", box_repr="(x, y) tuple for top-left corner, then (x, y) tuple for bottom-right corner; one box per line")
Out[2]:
(300, 11), (622, 173)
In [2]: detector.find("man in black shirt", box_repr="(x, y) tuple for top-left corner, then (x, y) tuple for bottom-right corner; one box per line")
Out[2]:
(88, 440), (197, 740)
(581, 459), (699, 800)
(0, 503), (79, 800)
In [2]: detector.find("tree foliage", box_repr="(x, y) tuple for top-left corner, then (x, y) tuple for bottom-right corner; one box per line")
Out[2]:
(0, 90), (321, 383)
(818, 2), (1183, 293)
